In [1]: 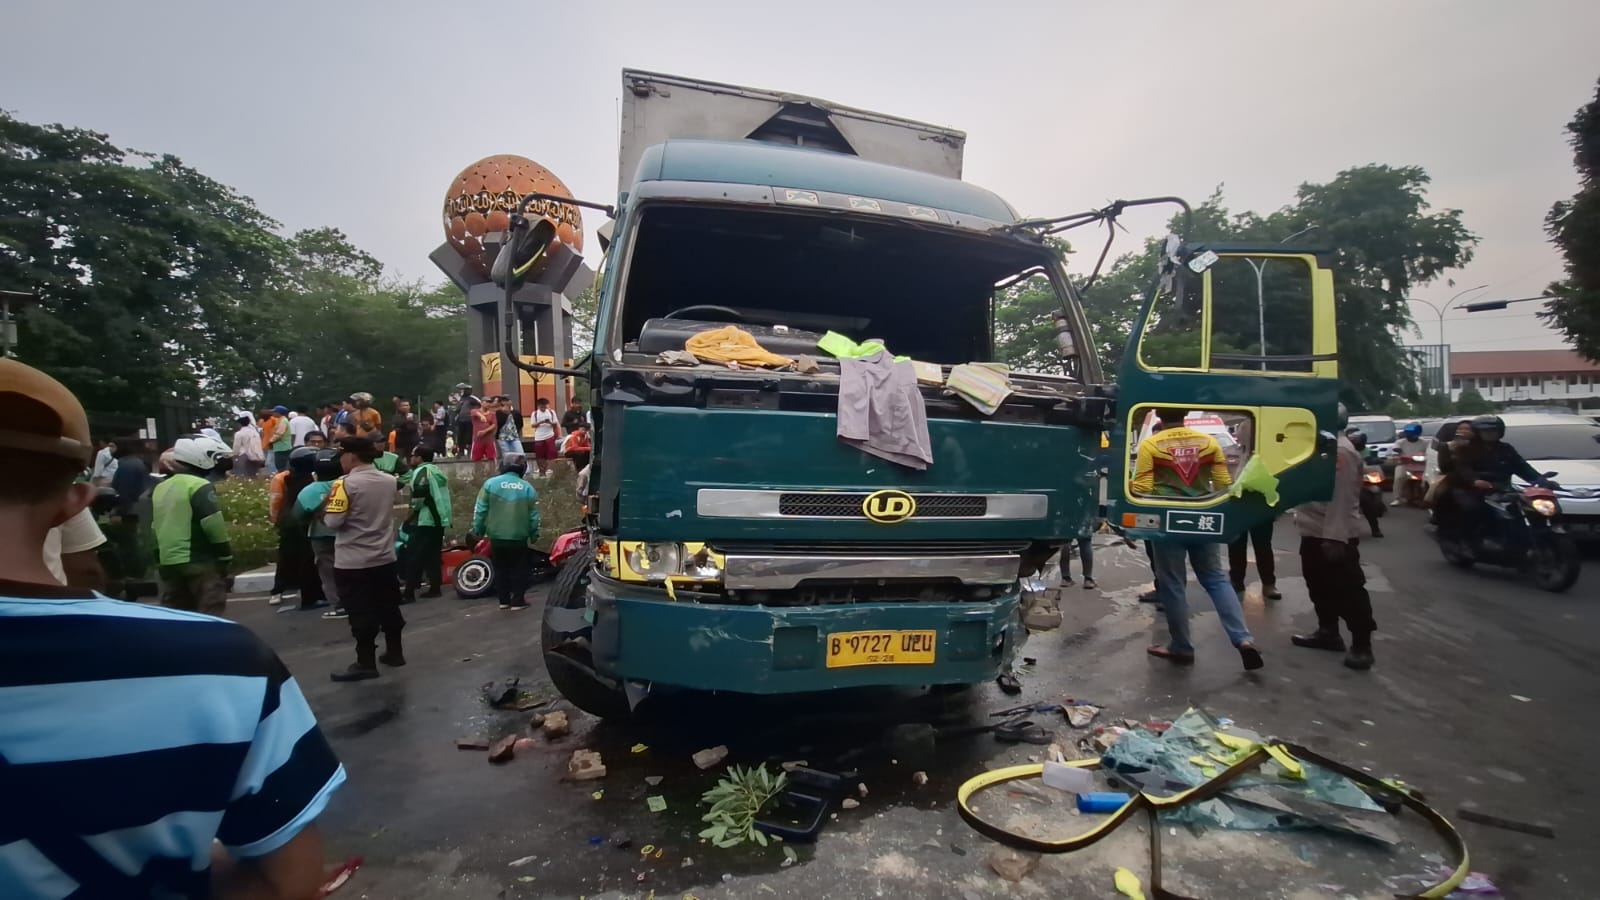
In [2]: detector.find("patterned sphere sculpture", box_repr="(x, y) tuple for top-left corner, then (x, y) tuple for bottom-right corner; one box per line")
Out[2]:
(442, 154), (584, 276)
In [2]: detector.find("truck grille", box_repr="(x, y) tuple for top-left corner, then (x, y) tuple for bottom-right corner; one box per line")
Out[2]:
(713, 540), (1028, 556)
(776, 492), (988, 518)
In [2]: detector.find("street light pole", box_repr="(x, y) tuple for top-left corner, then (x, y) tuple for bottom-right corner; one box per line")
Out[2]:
(1408, 284), (1489, 397)
(1248, 224), (1320, 371)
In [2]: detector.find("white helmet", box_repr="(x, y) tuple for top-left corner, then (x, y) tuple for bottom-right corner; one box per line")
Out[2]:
(171, 435), (232, 471)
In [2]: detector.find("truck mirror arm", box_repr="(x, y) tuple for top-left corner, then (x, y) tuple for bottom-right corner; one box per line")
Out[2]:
(503, 344), (591, 380)
(516, 191), (617, 220)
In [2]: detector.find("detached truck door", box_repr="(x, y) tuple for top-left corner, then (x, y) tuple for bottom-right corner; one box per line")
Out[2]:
(1108, 247), (1340, 541)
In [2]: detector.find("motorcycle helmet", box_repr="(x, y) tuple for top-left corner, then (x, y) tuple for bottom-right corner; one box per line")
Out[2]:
(288, 445), (319, 476)
(1403, 423), (1422, 439)
(1470, 415), (1505, 441)
(312, 448), (343, 481)
(500, 452), (528, 476)
(1347, 430), (1368, 451)
(170, 435), (232, 471)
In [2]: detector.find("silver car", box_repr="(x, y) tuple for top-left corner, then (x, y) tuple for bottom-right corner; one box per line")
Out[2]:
(1500, 413), (1600, 540)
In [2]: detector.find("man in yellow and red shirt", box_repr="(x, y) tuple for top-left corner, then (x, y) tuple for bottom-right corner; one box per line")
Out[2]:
(1132, 414), (1234, 497)
(1133, 408), (1262, 671)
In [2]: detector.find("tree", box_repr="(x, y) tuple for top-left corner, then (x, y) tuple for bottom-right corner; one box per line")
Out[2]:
(569, 284), (599, 356)
(1002, 173), (1475, 411)
(0, 112), (284, 413)
(1542, 77), (1600, 361)
(1, 110), (470, 421)
(1454, 388), (1494, 414)
(1278, 165), (1476, 410)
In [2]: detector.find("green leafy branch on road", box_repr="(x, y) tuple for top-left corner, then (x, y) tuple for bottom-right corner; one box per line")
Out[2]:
(699, 765), (787, 848)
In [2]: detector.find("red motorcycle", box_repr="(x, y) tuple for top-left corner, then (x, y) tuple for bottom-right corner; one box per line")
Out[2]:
(445, 529), (588, 599)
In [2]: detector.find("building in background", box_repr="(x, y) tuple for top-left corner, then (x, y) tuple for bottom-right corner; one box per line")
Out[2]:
(1405, 344), (1450, 397)
(1449, 349), (1600, 408)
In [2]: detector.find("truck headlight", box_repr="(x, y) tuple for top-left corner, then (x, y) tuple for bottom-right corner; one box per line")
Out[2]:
(683, 548), (724, 580)
(626, 543), (683, 581)
(1531, 498), (1559, 517)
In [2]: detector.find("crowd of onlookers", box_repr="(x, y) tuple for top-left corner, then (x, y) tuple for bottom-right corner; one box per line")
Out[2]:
(220, 391), (592, 480)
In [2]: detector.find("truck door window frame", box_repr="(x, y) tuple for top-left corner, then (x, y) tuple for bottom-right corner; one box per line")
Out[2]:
(1134, 251), (1337, 380)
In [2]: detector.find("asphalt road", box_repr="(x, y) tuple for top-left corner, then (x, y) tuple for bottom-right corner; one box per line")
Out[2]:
(233, 509), (1600, 899)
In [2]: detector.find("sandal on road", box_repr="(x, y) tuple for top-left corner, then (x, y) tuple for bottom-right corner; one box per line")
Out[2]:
(994, 719), (1055, 745)
(1146, 645), (1195, 665)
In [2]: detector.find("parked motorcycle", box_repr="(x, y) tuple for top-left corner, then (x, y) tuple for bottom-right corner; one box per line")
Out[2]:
(1359, 464), (1386, 538)
(1435, 477), (1582, 593)
(1392, 453), (1428, 508)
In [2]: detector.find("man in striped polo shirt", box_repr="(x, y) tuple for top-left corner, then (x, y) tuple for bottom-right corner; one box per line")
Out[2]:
(0, 359), (344, 899)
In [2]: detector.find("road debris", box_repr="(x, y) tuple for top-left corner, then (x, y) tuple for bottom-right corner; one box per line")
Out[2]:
(485, 679), (548, 711)
(541, 710), (570, 738)
(631, 743), (649, 753)
(568, 749), (607, 781)
(780, 760), (809, 772)
(1456, 805), (1556, 838)
(987, 846), (1040, 882)
(1041, 760), (1094, 793)
(528, 713), (545, 730)
(488, 735), (518, 764)
(858, 783), (870, 797)
(692, 744), (729, 769)
(508, 855), (537, 867)
(780, 845), (798, 868)
(319, 857), (362, 895)
(841, 798), (860, 810)
(1076, 792), (1131, 813)
(995, 671), (1023, 695)
(645, 775), (664, 786)
(1064, 703), (1103, 728)
(647, 795), (668, 813)
(455, 738), (489, 751)
(911, 771), (929, 787)
(513, 737), (537, 753)
(1114, 866), (1147, 899)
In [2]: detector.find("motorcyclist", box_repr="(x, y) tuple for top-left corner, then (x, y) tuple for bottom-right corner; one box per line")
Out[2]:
(1390, 423), (1429, 506)
(1447, 415), (1557, 542)
(1348, 430), (1384, 538)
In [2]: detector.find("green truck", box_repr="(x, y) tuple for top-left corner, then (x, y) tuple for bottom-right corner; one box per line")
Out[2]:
(537, 70), (1344, 716)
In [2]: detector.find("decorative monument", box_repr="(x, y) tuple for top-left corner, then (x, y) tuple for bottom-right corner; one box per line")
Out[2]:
(429, 154), (596, 413)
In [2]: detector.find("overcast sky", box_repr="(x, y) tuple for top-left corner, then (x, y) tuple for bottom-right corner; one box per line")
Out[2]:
(5, 0), (1597, 353)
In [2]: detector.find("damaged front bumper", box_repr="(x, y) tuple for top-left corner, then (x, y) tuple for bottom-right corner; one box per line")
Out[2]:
(587, 572), (1023, 694)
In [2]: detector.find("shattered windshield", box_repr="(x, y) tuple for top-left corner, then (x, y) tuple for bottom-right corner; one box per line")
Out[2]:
(614, 204), (1075, 366)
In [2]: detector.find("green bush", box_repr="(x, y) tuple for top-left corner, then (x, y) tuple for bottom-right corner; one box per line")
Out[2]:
(213, 477), (277, 571)
(438, 460), (583, 550)
(208, 462), (586, 572)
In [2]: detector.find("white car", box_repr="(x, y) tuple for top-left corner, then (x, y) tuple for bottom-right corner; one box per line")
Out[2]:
(1499, 414), (1600, 539)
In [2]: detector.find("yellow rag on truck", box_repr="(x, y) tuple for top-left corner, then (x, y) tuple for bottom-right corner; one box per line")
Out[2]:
(684, 326), (794, 368)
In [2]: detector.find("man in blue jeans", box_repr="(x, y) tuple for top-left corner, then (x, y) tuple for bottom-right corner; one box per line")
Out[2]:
(1132, 408), (1263, 671)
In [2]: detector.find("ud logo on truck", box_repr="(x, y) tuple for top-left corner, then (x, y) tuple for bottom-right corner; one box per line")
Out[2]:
(862, 489), (916, 524)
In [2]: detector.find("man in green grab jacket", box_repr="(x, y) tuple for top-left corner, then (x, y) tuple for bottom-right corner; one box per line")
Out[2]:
(403, 446), (452, 603)
(151, 435), (235, 615)
(471, 452), (540, 610)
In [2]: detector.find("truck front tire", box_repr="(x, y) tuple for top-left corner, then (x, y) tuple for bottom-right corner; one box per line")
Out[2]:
(540, 555), (631, 719)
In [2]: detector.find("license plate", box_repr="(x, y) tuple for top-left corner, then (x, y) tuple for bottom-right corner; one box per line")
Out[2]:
(825, 630), (937, 668)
